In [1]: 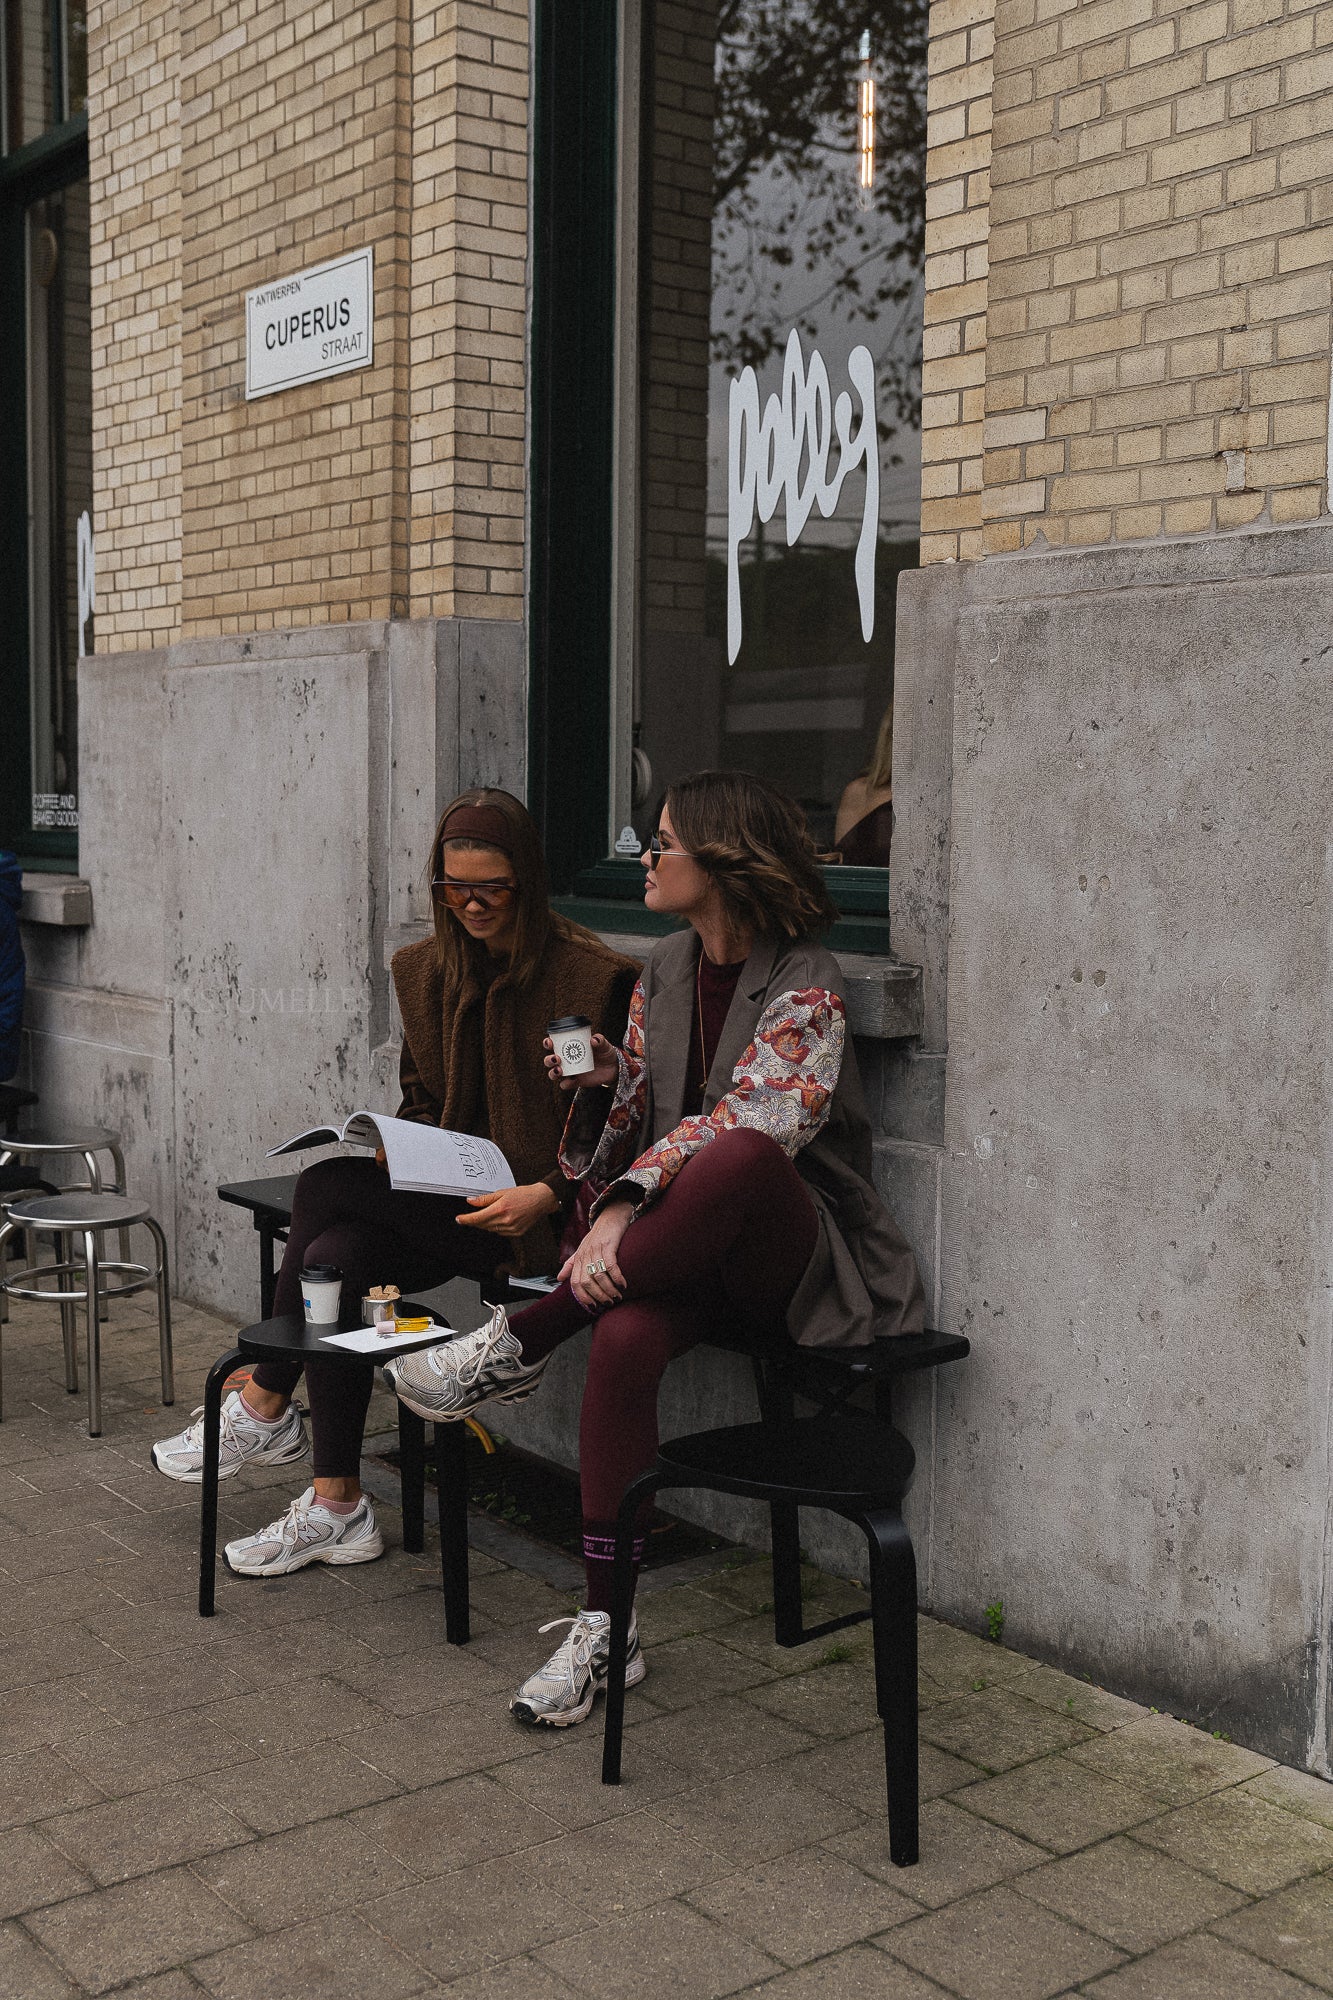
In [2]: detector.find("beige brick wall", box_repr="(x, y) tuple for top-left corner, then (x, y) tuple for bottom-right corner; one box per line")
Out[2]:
(920, 0), (996, 564)
(981, 0), (1333, 551)
(88, 0), (182, 646)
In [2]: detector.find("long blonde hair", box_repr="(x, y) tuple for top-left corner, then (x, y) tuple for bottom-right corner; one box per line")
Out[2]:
(863, 703), (894, 792)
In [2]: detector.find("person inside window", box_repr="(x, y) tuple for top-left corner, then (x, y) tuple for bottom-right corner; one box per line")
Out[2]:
(834, 700), (894, 868)
(390, 769), (925, 1725)
(151, 789), (638, 1577)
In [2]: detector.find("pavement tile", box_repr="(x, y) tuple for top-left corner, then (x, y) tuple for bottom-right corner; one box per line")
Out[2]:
(960, 1754), (1164, 1853)
(201, 1739), (402, 1834)
(72, 1647), (253, 1725)
(110, 1976), (209, 1999)
(915, 1620), (1040, 1697)
(629, 1694), (814, 1783)
(0, 1520), (140, 1583)
(191, 1910), (431, 2000)
(886, 1883), (1125, 2000)
(0, 1747), (106, 1827)
(335, 1642), (512, 1714)
(635, 1634), (777, 1712)
(634, 1583), (751, 1646)
(58, 1714), (247, 1799)
(536, 1898), (780, 1998)
(328, 1587), (492, 1660)
(688, 1845), (919, 1963)
(1075, 1931), (1326, 1997)
(1064, 1711), (1275, 1805)
(826, 1797), (1048, 1907)
(24, 1865), (253, 1995)
(0, 1919), (81, 2000)
(348, 1770), (565, 1873)
(1009, 1667), (1147, 1735)
(43, 1784), (253, 1884)
(733, 1943), (954, 1998)
(425, 1958), (590, 2000)
(742, 1656), (884, 1738)
(195, 1817), (418, 1929)
(1133, 1788), (1333, 1895)
(194, 1672), (392, 1749)
(365, 1851), (593, 1982)
(650, 1761), (863, 1863)
(920, 1685), (1098, 1774)
(0, 1618), (119, 1691)
(0, 1680), (102, 1759)
(787, 1729), (979, 1816)
(1242, 1769), (1333, 1831)
(204, 1614), (382, 1686)
(0, 1825), (93, 1917)
(1212, 1873), (1333, 1988)
(489, 1717), (692, 1827)
(464, 1569), (579, 1630)
(346, 1692), (541, 1788)
(1014, 1832), (1248, 1953)
(528, 1807), (722, 1915)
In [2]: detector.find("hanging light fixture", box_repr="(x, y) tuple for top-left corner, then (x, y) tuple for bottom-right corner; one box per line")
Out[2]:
(857, 30), (876, 210)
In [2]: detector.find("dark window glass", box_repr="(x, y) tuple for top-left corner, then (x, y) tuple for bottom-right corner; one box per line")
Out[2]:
(3, 0), (86, 150)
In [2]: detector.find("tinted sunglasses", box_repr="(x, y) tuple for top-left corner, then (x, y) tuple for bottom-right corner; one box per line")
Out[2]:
(431, 876), (518, 911)
(648, 833), (695, 860)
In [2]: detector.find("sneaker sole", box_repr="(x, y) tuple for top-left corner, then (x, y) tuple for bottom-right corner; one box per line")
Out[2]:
(390, 1372), (545, 1426)
(223, 1530), (386, 1579)
(509, 1649), (647, 1728)
(151, 1436), (310, 1485)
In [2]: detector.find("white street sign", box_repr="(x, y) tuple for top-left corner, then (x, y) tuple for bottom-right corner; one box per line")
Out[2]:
(245, 247), (374, 400)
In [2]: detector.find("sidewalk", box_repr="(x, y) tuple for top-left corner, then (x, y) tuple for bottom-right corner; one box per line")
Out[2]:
(3, 1287), (1332, 2000)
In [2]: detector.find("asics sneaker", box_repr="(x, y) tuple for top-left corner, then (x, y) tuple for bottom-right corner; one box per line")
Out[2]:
(509, 1610), (646, 1728)
(223, 1487), (384, 1577)
(151, 1389), (309, 1484)
(386, 1303), (549, 1423)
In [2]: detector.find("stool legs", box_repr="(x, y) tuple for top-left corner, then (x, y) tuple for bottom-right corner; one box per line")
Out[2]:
(58, 1232), (79, 1394)
(144, 1216), (174, 1407)
(0, 1217), (10, 1411)
(81, 1228), (103, 1435)
(108, 1141), (133, 1267)
(602, 1465), (663, 1786)
(863, 1506), (919, 1867)
(80, 1156), (110, 1324)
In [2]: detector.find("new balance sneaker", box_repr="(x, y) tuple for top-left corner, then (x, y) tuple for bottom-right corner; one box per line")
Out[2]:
(386, 1303), (549, 1423)
(151, 1389), (309, 1484)
(509, 1610), (646, 1728)
(223, 1487), (385, 1577)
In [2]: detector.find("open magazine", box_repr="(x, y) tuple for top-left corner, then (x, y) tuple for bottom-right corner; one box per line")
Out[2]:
(267, 1112), (514, 1198)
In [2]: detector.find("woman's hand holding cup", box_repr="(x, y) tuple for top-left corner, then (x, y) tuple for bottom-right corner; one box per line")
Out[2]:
(543, 1028), (618, 1092)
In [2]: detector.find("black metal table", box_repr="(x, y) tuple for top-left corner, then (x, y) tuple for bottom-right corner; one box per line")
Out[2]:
(197, 1307), (473, 1643)
(218, 1175), (301, 1319)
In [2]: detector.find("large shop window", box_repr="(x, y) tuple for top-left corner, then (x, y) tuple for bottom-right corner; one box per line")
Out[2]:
(0, 0), (89, 866)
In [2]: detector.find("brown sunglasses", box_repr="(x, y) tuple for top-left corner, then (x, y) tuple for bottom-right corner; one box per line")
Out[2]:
(431, 877), (518, 911)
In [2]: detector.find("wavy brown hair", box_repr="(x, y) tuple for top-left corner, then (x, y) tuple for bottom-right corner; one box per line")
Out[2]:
(664, 770), (838, 942)
(429, 787), (595, 994)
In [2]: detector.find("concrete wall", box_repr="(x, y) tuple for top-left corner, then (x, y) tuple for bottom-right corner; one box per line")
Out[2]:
(910, 519), (1333, 1772)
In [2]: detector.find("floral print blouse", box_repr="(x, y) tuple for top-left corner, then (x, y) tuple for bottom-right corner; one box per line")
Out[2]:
(561, 974), (847, 1213)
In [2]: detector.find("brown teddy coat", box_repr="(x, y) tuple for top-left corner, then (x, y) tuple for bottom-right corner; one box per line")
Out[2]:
(390, 925), (639, 1276)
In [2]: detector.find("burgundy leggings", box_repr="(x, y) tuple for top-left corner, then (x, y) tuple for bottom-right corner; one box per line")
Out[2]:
(510, 1128), (819, 1522)
(253, 1156), (503, 1478)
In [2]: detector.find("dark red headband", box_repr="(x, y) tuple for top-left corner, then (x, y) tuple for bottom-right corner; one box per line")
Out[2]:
(439, 801), (514, 855)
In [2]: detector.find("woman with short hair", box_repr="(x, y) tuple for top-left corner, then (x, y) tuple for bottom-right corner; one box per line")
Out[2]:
(152, 788), (637, 1577)
(391, 769), (925, 1725)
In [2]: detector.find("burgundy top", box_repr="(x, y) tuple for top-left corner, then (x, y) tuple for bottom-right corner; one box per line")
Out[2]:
(682, 951), (747, 1116)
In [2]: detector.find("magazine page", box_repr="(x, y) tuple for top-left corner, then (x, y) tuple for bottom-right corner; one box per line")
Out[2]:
(374, 1116), (515, 1197)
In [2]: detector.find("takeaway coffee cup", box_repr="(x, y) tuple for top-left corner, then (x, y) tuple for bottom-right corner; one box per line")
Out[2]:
(549, 1015), (595, 1078)
(301, 1262), (342, 1326)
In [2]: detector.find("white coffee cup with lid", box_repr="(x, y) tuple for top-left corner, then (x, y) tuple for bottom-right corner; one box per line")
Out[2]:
(548, 1015), (595, 1078)
(301, 1262), (342, 1325)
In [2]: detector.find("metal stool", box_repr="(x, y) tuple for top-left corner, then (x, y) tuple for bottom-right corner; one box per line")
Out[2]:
(0, 1192), (174, 1436)
(0, 1125), (134, 1278)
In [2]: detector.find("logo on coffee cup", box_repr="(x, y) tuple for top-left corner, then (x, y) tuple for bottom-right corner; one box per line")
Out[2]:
(563, 1038), (587, 1066)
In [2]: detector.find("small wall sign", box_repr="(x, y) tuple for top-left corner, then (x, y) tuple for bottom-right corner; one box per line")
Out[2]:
(245, 247), (374, 400)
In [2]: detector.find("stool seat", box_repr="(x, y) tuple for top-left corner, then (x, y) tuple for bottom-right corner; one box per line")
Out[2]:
(659, 1415), (915, 1508)
(0, 1124), (120, 1155)
(8, 1192), (151, 1232)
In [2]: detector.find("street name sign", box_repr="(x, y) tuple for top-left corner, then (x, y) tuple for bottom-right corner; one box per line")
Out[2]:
(245, 247), (374, 400)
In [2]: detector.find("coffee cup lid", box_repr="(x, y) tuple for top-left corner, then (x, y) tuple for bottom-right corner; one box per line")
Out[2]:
(549, 1015), (592, 1031)
(301, 1263), (341, 1281)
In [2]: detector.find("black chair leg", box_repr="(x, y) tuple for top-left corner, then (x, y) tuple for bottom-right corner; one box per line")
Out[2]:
(434, 1420), (470, 1644)
(398, 1404), (425, 1555)
(259, 1223), (278, 1320)
(769, 1500), (804, 1646)
(602, 1466), (663, 1785)
(863, 1505), (919, 1866)
(198, 1347), (244, 1617)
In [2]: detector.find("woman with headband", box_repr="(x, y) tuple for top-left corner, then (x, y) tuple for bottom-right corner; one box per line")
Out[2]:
(152, 788), (638, 1577)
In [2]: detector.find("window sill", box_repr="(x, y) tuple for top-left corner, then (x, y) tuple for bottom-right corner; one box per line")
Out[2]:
(20, 873), (93, 927)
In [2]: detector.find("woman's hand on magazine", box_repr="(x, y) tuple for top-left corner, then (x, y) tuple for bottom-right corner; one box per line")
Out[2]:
(543, 1033), (619, 1092)
(558, 1198), (634, 1309)
(457, 1182), (559, 1238)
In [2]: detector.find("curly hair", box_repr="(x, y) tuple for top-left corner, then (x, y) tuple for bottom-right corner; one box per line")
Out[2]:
(664, 770), (838, 942)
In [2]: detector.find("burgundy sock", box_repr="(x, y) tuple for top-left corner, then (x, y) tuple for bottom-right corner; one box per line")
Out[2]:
(582, 1518), (646, 1615)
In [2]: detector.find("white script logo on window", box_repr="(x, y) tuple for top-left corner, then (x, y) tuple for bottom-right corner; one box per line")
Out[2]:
(726, 329), (878, 667)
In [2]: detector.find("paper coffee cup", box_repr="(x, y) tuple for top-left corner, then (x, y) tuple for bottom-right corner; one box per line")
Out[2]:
(301, 1263), (342, 1325)
(549, 1015), (595, 1077)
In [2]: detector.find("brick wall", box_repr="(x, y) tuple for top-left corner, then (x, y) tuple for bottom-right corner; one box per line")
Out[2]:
(981, 0), (1333, 551)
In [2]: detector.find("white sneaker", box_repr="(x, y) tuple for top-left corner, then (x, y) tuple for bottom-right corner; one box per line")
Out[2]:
(152, 1389), (309, 1484)
(509, 1610), (646, 1728)
(223, 1487), (385, 1577)
(386, 1303), (549, 1423)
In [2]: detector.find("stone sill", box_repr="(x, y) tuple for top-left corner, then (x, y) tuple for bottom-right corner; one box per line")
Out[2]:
(385, 923), (922, 1042)
(20, 874), (93, 927)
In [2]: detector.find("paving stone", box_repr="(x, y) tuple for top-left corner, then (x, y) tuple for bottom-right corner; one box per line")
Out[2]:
(688, 1845), (919, 1963)
(915, 1620), (1040, 1697)
(195, 1671), (392, 1749)
(886, 1883), (1125, 2000)
(464, 1568), (579, 1630)
(335, 1642), (512, 1715)
(44, 1784), (253, 1884)
(1242, 1769), (1333, 1832)
(1133, 1788), (1333, 1895)
(1015, 1833), (1248, 1953)
(0, 1746), (106, 1827)
(787, 1729), (979, 1816)
(742, 1657), (884, 1738)
(0, 1680), (101, 1759)
(344, 1692), (541, 1789)
(58, 1713), (247, 1799)
(194, 1814), (417, 1930)
(634, 1583), (751, 1646)
(1074, 1931), (1326, 1997)
(191, 1910), (431, 2000)
(630, 1694), (814, 1784)
(537, 1897), (780, 1998)
(489, 1716), (692, 1828)
(826, 1798), (1048, 1907)
(366, 1850), (593, 1982)
(201, 1739), (401, 1834)
(1211, 1872), (1333, 1988)
(636, 1634), (777, 1713)
(72, 1647), (253, 1725)
(1009, 1667), (1148, 1735)
(961, 1755), (1164, 1854)
(528, 1807), (722, 1916)
(921, 1685), (1098, 1775)
(0, 1825), (93, 1917)
(111, 1975), (209, 1999)
(0, 1617), (118, 1691)
(733, 1944), (954, 1999)
(429, 1958), (594, 2000)
(0, 1918), (81, 2000)
(1065, 1712), (1275, 1806)
(650, 1761), (863, 1864)
(349, 1770), (564, 1874)
(24, 1865), (253, 1994)
(329, 1586), (496, 1660)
